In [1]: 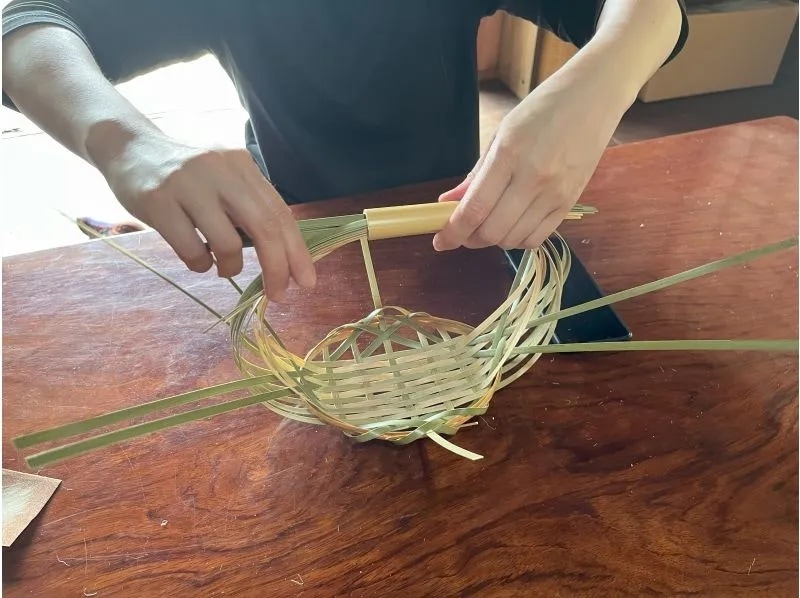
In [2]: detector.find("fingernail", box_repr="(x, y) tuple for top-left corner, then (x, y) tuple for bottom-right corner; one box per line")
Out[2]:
(433, 235), (451, 252)
(299, 277), (316, 290)
(292, 268), (315, 289)
(265, 287), (286, 303)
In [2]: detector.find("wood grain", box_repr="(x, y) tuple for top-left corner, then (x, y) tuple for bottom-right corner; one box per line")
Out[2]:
(3, 117), (797, 597)
(497, 12), (538, 99)
(532, 29), (578, 88)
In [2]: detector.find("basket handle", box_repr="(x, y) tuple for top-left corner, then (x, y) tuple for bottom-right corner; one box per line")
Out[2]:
(362, 201), (597, 241)
(363, 202), (456, 241)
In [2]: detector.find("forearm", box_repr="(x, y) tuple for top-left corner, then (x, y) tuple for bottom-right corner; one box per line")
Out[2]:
(2, 24), (160, 173)
(592, 0), (683, 100)
(535, 0), (683, 115)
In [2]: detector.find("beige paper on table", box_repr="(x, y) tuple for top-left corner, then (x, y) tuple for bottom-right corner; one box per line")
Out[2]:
(3, 469), (61, 546)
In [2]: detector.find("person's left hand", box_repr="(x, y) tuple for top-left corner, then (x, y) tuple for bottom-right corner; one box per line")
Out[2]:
(433, 69), (629, 252)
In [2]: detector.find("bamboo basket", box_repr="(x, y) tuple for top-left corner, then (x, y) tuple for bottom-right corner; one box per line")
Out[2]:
(13, 202), (798, 466)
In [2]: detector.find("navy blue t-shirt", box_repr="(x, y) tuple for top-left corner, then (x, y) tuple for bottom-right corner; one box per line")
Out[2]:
(2, 1), (687, 204)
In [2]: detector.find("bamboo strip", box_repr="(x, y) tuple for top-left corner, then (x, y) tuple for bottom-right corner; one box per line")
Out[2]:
(25, 388), (291, 468)
(13, 375), (281, 449)
(16, 206), (798, 466)
(495, 339), (799, 355)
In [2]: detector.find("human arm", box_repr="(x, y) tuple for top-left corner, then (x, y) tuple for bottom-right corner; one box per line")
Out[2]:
(434, 0), (687, 251)
(1, 2), (314, 300)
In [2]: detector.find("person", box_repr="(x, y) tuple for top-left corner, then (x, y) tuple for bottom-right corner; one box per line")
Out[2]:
(2, 1), (687, 302)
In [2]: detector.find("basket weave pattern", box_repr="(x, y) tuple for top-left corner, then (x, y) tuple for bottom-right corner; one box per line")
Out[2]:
(231, 233), (570, 454)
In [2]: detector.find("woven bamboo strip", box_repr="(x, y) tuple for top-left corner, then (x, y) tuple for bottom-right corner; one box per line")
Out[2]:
(14, 206), (797, 467)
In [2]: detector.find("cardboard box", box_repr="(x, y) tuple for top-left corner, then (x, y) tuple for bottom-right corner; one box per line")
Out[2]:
(638, 0), (798, 102)
(477, 12), (504, 80)
(495, 1), (797, 102)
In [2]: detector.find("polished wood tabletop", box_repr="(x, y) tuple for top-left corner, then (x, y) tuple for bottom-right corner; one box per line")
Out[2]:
(3, 117), (798, 597)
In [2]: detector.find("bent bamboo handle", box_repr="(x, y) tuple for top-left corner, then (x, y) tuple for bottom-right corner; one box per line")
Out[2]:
(363, 202), (597, 241)
(363, 202), (457, 240)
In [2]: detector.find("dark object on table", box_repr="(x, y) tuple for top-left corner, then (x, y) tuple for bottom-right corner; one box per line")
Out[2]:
(77, 217), (145, 238)
(504, 237), (631, 347)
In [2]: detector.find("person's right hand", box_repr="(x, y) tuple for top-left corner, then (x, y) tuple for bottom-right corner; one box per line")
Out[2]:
(97, 130), (316, 302)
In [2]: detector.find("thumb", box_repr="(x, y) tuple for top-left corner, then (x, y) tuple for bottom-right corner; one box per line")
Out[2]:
(438, 175), (472, 203)
(439, 131), (498, 202)
(438, 150), (491, 203)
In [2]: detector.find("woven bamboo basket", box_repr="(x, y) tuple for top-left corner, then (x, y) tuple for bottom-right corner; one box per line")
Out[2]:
(228, 203), (581, 458)
(13, 202), (797, 466)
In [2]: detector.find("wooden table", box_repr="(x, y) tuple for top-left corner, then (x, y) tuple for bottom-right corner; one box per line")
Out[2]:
(3, 117), (798, 597)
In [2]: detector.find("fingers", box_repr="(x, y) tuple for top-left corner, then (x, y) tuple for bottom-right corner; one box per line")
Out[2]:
(237, 158), (316, 291)
(461, 176), (532, 249)
(520, 207), (568, 249)
(207, 151), (314, 302)
(188, 152), (315, 303)
(433, 145), (512, 251)
(145, 200), (214, 274)
(247, 228), (291, 303)
(234, 205), (292, 303)
(110, 140), (315, 300)
(494, 191), (555, 249)
(437, 175), (472, 203)
(153, 161), (248, 280)
(281, 214), (317, 288)
(438, 153), (488, 203)
(431, 129), (575, 252)
(433, 167), (570, 252)
(212, 176), (288, 301)
(188, 195), (245, 279)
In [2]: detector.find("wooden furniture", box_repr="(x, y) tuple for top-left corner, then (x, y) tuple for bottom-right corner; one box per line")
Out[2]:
(486, 3), (799, 102)
(477, 12), (504, 80)
(3, 117), (797, 596)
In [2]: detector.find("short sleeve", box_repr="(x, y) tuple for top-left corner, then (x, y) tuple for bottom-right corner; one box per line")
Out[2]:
(494, 0), (689, 63)
(2, 0), (219, 109)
